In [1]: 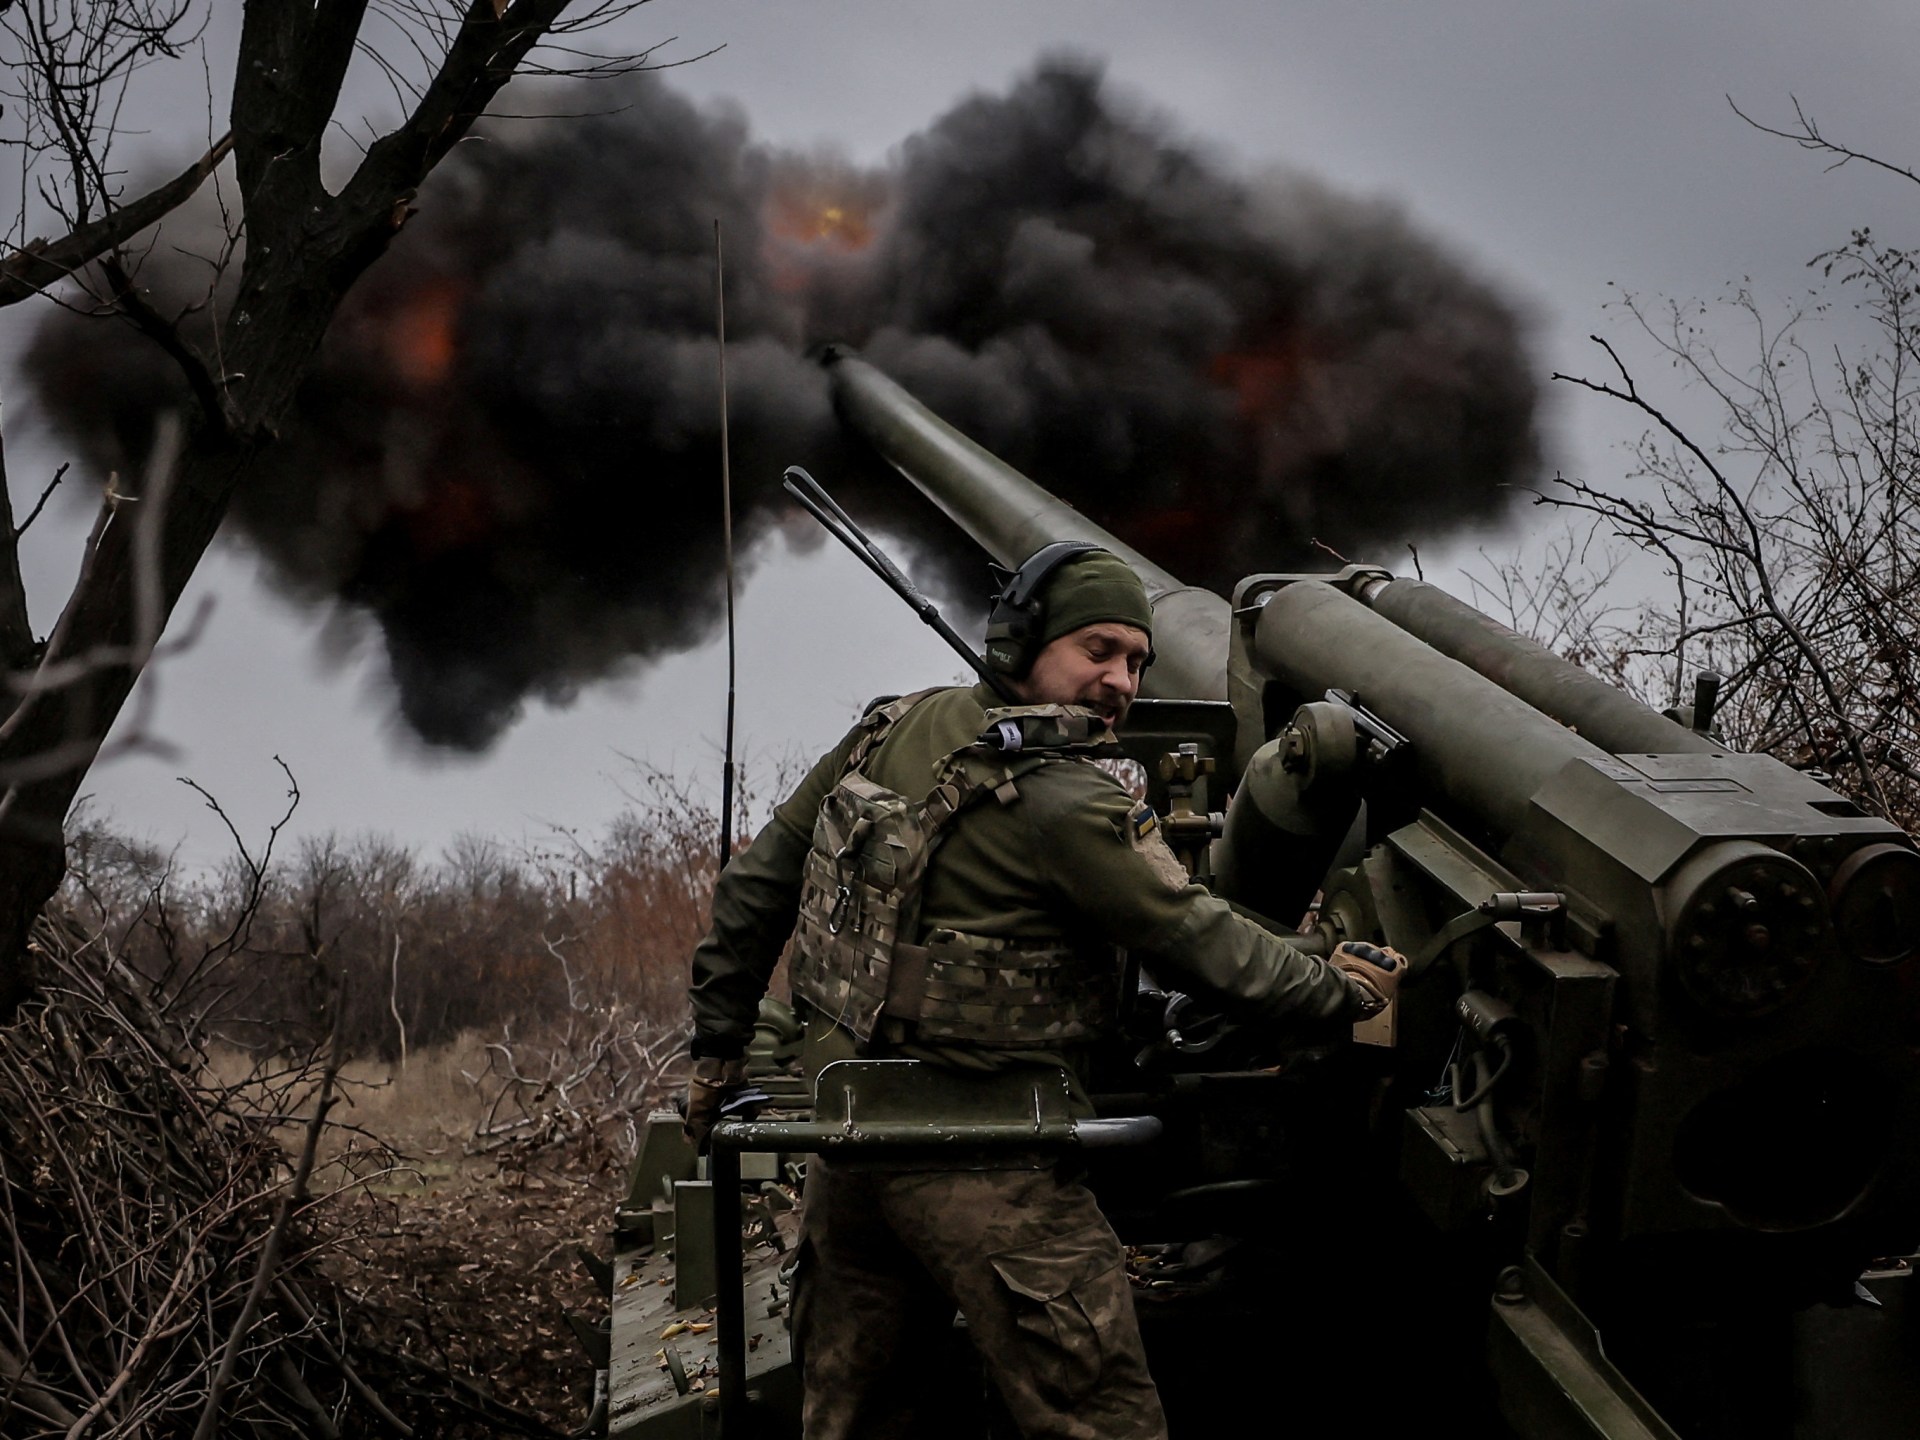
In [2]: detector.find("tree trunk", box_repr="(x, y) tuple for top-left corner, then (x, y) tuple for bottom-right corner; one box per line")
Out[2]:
(0, 1), (583, 1010)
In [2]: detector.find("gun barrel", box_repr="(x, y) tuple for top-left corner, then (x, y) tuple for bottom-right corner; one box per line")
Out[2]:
(822, 347), (1230, 701)
(1254, 581), (1620, 839)
(1362, 579), (1717, 757)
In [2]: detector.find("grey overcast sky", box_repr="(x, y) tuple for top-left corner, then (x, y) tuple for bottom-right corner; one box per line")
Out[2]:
(3, 0), (1916, 868)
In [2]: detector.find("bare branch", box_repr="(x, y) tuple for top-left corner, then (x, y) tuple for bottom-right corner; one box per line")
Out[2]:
(12, 461), (70, 540)
(1552, 335), (1891, 810)
(0, 132), (232, 307)
(1728, 94), (1920, 190)
(191, 1022), (339, 1440)
(96, 253), (232, 436)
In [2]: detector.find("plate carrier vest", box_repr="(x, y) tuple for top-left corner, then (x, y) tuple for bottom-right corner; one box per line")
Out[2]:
(790, 689), (1125, 1051)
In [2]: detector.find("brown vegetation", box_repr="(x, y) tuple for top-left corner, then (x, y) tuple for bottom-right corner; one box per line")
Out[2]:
(0, 908), (373, 1437)
(61, 767), (726, 1066)
(2, 770), (751, 1436)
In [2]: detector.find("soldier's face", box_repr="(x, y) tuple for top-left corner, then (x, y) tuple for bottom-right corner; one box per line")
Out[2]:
(1016, 623), (1152, 724)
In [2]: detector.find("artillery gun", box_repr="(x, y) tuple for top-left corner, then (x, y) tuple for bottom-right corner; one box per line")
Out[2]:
(603, 350), (1920, 1438)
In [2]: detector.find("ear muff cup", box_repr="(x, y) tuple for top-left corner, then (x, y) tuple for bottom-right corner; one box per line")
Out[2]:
(982, 542), (1104, 678)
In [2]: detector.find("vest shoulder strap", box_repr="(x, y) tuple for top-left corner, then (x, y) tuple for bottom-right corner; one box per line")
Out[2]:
(843, 685), (950, 774)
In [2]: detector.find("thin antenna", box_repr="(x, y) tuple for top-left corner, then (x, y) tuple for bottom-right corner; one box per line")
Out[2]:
(716, 219), (738, 871)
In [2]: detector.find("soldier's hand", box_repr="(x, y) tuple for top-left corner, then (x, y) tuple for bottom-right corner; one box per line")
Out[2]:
(682, 1056), (749, 1152)
(1331, 941), (1406, 1013)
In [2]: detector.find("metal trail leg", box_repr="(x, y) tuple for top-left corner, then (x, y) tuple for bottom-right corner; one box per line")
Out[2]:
(710, 1145), (748, 1436)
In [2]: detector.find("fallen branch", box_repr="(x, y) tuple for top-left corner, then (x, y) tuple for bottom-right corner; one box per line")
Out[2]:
(191, 1033), (340, 1440)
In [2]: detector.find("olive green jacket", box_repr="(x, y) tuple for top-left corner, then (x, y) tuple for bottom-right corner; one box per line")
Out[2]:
(687, 684), (1367, 1070)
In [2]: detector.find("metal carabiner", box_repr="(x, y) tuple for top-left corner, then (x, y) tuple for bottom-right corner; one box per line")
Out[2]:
(828, 883), (852, 935)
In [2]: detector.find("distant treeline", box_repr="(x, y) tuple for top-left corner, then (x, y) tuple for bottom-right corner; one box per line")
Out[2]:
(61, 769), (762, 1061)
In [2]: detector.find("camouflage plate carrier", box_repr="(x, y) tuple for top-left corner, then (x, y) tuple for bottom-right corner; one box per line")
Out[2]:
(791, 690), (1126, 1050)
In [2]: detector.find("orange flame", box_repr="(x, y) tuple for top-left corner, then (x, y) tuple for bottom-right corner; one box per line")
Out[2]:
(766, 186), (877, 253)
(388, 281), (464, 389)
(1210, 342), (1307, 423)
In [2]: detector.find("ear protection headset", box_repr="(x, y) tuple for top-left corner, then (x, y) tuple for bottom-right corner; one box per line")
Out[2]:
(982, 541), (1104, 678)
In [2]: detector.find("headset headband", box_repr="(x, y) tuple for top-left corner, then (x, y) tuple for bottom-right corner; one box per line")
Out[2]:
(982, 541), (1106, 678)
(1001, 542), (1104, 609)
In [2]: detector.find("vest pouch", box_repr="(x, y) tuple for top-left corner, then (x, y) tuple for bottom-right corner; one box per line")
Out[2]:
(791, 773), (940, 1046)
(889, 929), (1119, 1047)
(788, 690), (1125, 1052)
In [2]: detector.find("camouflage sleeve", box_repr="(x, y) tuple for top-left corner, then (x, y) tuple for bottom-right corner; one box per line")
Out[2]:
(1017, 762), (1369, 1027)
(686, 723), (864, 1058)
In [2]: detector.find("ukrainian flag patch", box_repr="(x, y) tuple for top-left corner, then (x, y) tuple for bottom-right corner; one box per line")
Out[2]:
(1127, 802), (1159, 841)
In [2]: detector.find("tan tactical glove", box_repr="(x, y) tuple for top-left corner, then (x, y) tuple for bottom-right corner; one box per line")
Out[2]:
(1331, 941), (1406, 1015)
(682, 1056), (748, 1152)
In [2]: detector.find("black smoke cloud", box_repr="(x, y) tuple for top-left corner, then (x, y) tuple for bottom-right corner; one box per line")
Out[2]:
(24, 59), (1540, 748)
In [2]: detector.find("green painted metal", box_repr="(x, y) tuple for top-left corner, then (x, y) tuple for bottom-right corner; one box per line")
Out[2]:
(618, 1110), (698, 1240)
(671, 1181), (716, 1310)
(1251, 579), (1622, 841)
(822, 347), (1231, 703)
(607, 1231), (797, 1439)
(1488, 1259), (1683, 1440)
(1363, 577), (1718, 757)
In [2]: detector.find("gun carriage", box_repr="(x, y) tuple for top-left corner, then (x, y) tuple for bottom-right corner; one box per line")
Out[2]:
(605, 350), (1920, 1439)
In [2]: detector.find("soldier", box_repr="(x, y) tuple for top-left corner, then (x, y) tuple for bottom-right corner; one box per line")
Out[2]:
(684, 545), (1403, 1440)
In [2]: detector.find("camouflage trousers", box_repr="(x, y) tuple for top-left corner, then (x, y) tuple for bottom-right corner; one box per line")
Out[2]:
(791, 1157), (1168, 1440)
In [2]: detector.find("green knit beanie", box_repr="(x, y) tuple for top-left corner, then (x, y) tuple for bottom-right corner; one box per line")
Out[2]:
(1037, 550), (1155, 646)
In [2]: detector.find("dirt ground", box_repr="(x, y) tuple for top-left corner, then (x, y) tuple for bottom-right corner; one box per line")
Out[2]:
(287, 1042), (642, 1436)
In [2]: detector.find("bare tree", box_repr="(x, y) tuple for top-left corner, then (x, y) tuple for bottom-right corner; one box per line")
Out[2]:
(1531, 101), (1920, 827)
(0, 2), (687, 1009)
(0, 1), (230, 306)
